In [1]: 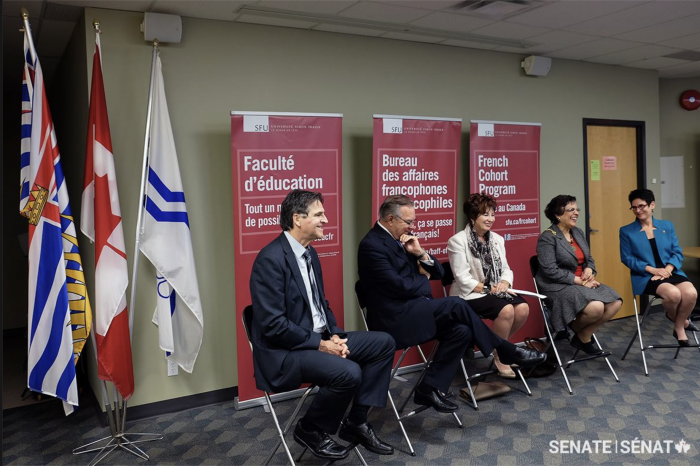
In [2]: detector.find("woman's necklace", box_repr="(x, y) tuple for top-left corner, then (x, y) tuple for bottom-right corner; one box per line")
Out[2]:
(569, 237), (576, 252)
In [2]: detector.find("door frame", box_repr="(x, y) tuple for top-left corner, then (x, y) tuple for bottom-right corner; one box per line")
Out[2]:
(582, 118), (647, 244)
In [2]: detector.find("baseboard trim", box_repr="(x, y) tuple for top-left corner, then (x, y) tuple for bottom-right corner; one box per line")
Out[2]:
(118, 386), (239, 422)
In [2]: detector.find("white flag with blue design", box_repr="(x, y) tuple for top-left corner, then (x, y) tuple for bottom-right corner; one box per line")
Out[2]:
(140, 52), (203, 373)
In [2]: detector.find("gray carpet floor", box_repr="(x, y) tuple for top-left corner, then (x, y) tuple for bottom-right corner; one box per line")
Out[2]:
(3, 315), (700, 465)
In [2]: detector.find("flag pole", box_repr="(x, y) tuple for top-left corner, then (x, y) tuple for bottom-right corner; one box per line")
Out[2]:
(71, 22), (162, 466)
(128, 40), (158, 339)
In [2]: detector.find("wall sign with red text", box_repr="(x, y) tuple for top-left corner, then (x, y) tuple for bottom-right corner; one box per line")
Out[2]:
(231, 112), (343, 405)
(372, 115), (461, 262)
(470, 120), (542, 341)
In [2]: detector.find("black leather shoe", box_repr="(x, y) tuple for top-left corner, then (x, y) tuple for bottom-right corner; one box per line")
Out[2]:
(414, 385), (459, 413)
(499, 345), (547, 367)
(570, 335), (604, 355)
(293, 420), (350, 460)
(339, 420), (394, 455)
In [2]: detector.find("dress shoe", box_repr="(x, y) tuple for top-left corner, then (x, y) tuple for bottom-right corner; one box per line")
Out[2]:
(499, 346), (547, 367)
(293, 420), (349, 461)
(673, 330), (690, 347)
(570, 335), (604, 356)
(414, 385), (459, 413)
(339, 420), (393, 455)
(666, 313), (699, 333)
(497, 367), (516, 379)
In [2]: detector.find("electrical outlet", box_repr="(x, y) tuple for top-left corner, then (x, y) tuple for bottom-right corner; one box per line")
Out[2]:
(167, 359), (178, 377)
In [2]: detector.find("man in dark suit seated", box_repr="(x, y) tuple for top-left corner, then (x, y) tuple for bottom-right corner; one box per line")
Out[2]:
(250, 190), (396, 460)
(358, 195), (546, 413)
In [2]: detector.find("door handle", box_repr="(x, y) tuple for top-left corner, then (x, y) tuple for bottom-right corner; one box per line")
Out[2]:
(589, 228), (599, 233)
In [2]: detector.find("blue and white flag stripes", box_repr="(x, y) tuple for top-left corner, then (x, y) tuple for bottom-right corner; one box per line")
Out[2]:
(21, 30), (92, 415)
(140, 52), (204, 373)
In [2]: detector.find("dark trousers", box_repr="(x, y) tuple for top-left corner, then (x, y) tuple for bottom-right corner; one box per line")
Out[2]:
(288, 330), (395, 433)
(422, 297), (503, 393)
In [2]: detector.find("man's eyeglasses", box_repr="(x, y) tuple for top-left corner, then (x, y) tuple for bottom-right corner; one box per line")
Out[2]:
(629, 204), (648, 211)
(395, 215), (416, 226)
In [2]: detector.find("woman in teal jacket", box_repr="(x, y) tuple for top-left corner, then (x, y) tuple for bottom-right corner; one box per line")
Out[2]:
(619, 189), (698, 345)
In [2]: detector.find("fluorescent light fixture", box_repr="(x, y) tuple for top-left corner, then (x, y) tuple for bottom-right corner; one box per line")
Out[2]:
(235, 5), (538, 49)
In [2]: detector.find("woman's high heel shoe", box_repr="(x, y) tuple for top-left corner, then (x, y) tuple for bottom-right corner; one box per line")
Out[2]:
(673, 330), (690, 347)
(666, 313), (699, 333)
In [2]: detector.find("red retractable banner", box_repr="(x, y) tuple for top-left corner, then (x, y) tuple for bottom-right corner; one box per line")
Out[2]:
(372, 115), (461, 366)
(231, 112), (343, 403)
(469, 121), (543, 340)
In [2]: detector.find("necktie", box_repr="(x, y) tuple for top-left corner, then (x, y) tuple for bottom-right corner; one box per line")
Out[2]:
(303, 250), (327, 330)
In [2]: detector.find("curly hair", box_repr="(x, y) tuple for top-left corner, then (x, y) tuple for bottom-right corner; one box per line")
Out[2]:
(628, 189), (655, 205)
(463, 193), (497, 225)
(544, 195), (577, 224)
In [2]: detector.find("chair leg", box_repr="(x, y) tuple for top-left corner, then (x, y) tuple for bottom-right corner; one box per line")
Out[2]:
(542, 314), (573, 395)
(459, 359), (478, 410)
(263, 393), (296, 466)
(592, 334), (620, 382)
(515, 368), (532, 395)
(386, 389), (416, 456)
(399, 343), (439, 414)
(353, 446), (368, 466)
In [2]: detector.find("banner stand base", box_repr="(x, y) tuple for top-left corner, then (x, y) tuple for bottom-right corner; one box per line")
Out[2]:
(234, 362), (428, 411)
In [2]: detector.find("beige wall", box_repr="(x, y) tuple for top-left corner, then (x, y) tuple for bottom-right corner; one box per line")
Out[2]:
(659, 78), (700, 251)
(60, 7), (664, 407)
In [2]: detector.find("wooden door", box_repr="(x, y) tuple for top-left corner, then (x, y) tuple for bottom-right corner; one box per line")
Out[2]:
(585, 122), (645, 318)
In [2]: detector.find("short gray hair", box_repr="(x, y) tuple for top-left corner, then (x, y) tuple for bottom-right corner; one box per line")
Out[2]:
(379, 195), (414, 221)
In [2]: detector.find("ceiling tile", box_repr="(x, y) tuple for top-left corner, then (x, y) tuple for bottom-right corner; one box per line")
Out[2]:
(3, 0), (44, 19)
(409, 11), (494, 33)
(51, 0), (155, 12)
(564, 0), (700, 36)
(507, 0), (640, 29)
(236, 14), (318, 29)
(376, 1), (456, 11)
(35, 19), (76, 57)
(440, 38), (499, 50)
(312, 23), (384, 38)
(259, 1), (358, 15)
(152, 1), (246, 21)
(380, 31), (442, 44)
(544, 38), (641, 61)
(469, 21), (550, 40)
(658, 59), (700, 78)
(505, 30), (600, 54)
(614, 13), (700, 43)
(587, 44), (682, 65)
(623, 56), (689, 70)
(659, 32), (700, 50)
(340, 1), (431, 24)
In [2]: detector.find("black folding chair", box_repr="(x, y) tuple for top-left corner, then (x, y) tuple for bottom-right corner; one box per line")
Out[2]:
(620, 281), (700, 376)
(440, 262), (532, 410)
(241, 305), (367, 465)
(529, 256), (619, 395)
(354, 282), (462, 457)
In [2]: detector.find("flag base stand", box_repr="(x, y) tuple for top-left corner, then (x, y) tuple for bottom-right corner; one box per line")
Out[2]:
(73, 396), (163, 466)
(73, 432), (162, 465)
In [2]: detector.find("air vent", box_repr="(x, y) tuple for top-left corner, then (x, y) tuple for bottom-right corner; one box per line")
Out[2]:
(45, 2), (83, 22)
(451, 0), (542, 19)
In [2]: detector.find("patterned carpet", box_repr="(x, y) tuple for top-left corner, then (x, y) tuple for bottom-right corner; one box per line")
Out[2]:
(3, 315), (700, 465)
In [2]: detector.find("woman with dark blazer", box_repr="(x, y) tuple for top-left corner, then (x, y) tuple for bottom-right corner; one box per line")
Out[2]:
(619, 189), (698, 345)
(536, 195), (622, 355)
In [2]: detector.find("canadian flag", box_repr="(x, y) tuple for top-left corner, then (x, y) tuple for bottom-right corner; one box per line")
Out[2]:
(80, 33), (134, 400)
